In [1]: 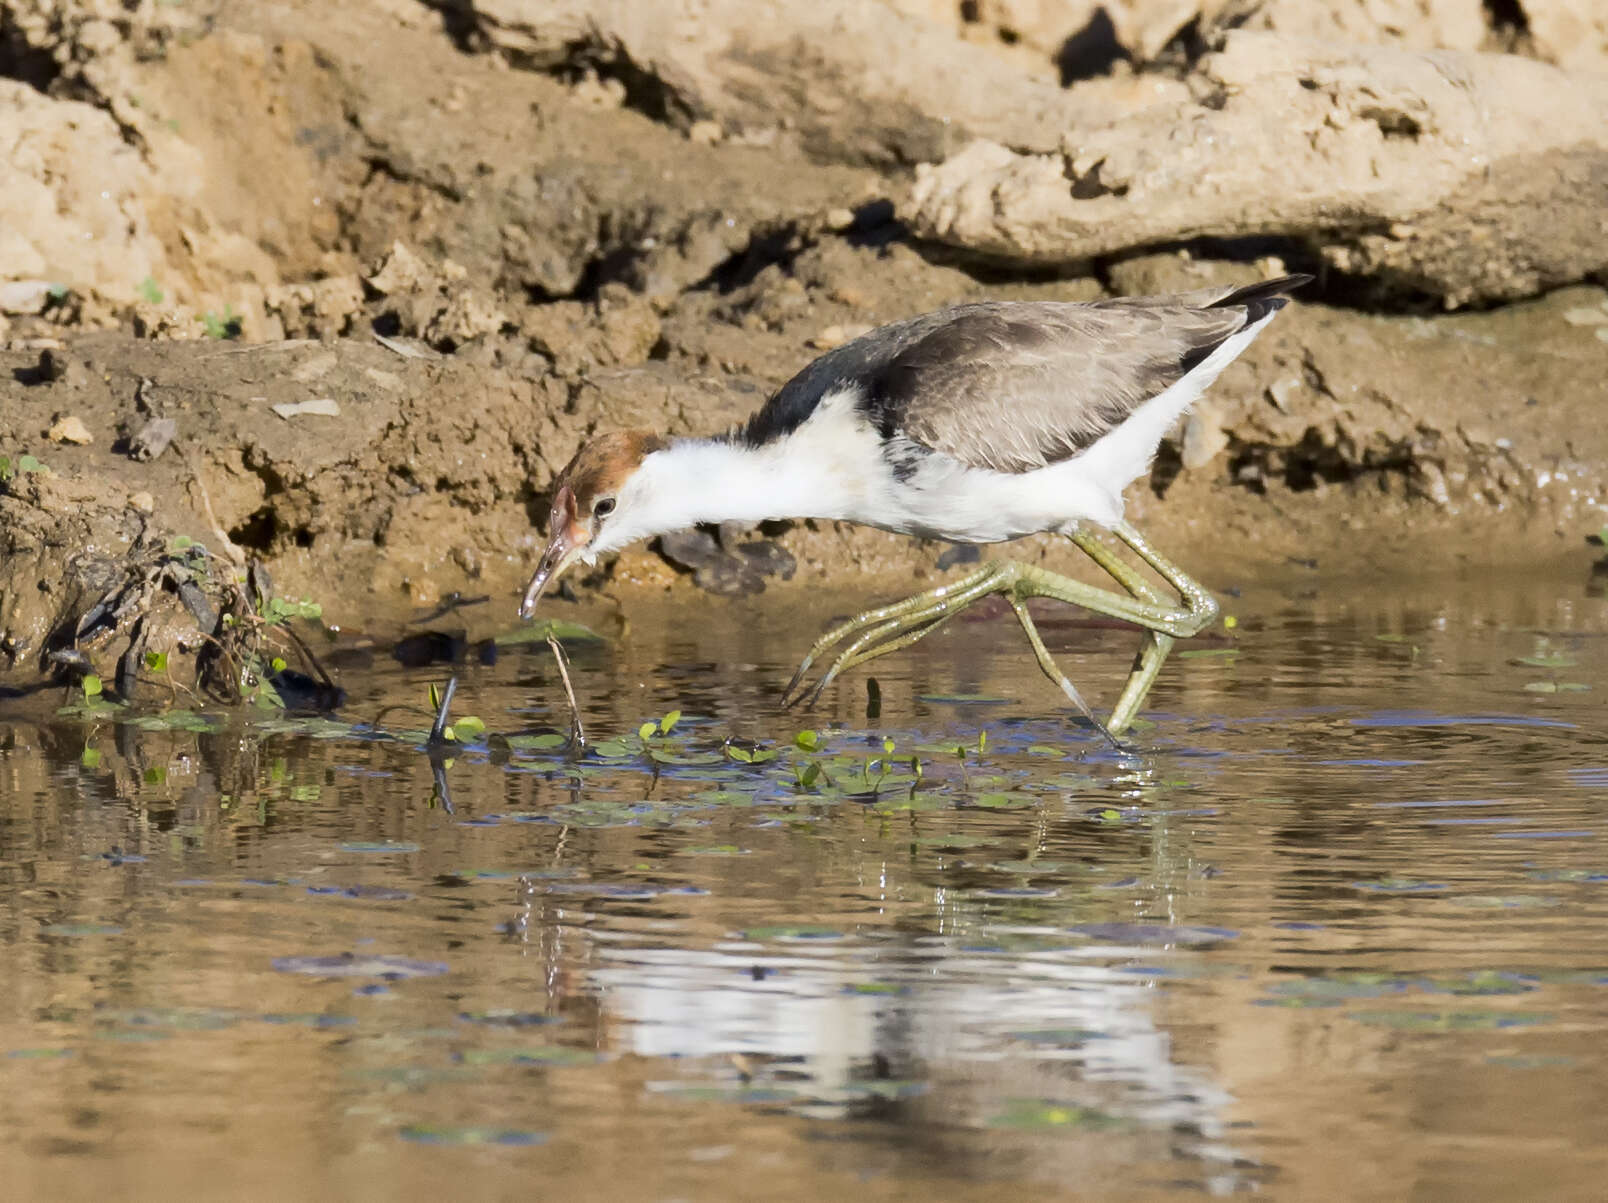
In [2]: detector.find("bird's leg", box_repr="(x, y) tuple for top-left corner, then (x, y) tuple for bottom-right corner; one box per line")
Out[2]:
(1066, 526), (1175, 736)
(1021, 521), (1217, 734)
(1002, 596), (1115, 742)
(789, 607), (963, 708)
(785, 524), (1217, 737)
(781, 562), (1004, 704)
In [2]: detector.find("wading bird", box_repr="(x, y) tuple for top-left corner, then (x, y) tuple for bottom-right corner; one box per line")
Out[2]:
(520, 275), (1309, 738)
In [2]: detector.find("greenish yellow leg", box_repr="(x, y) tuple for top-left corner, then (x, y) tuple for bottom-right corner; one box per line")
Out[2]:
(1068, 528), (1173, 736)
(783, 523), (1218, 737)
(782, 562), (1002, 704)
(1003, 596), (1114, 741)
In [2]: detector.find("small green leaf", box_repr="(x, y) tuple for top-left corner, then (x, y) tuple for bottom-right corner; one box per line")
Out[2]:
(977, 731), (988, 754)
(428, 683), (441, 711)
(659, 709), (681, 734)
(794, 729), (820, 751)
(882, 736), (896, 754)
(727, 745), (753, 763)
(270, 656), (288, 673)
(1512, 653), (1577, 669)
(638, 721), (658, 741)
(143, 651), (168, 672)
(80, 747), (101, 769)
(442, 726), (457, 742)
(453, 715), (486, 736)
(81, 675), (103, 698)
(19, 454), (46, 473)
(799, 762), (821, 787)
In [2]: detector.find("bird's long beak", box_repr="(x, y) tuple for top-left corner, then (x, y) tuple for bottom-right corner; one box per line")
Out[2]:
(519, 486), (588, 618)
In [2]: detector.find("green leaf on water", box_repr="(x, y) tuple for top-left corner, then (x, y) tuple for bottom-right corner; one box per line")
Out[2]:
(726, 744), (753, 763)
(989, 1099), (1127, 1131)
(659, 709), (681, 734)
(80, 746), (101, 769)
(638, 721), (658, 741)
(505, 732), (568, 750)
(794, 729), (820, 751)
(1512, 653), (1577, 669)
(741, 925), (843, 941)
(81, 675), (102, 698)
(975, 792), (1034, 809)
(882, 736), (896, 754)
(494, 619), (604, 646)
(453, 715), (486, 737)
(458, 1045), (599, 1067)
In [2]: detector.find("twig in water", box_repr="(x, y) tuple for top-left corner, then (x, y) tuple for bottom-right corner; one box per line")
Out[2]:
(428, 675), (458, 744)
(546, 633), (585, 751)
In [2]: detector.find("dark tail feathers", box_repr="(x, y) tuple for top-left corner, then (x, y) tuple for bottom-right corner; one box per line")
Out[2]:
(1212, 273), (1315, 323)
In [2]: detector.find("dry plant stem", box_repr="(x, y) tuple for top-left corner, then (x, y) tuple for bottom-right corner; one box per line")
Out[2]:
(546, 633), (586, 749)
(429, 675), (458, 743)
(176, 445), (247, 569)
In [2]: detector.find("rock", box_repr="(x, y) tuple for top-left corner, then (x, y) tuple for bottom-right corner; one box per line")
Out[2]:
(366, 241), (435, 296)
(0, 82), (172, 308)
(904, 33), (1608, 307)
(47, 415), (94, 445)
(271, 399), (342, 420)
(1523, 0), (1608, 74)
(1180, 404), (1228, 471)
(0, 280), (57, 315)
(128, 417), (178, 462)
(466, 0), (1074, 164)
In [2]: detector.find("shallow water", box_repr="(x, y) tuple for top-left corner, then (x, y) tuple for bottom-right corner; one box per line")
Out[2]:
(3, 565), (1607, 1201)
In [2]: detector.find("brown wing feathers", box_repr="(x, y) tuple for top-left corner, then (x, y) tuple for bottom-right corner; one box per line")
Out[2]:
(871, 275), (1309, 474)
(738, 274), (1310, 474)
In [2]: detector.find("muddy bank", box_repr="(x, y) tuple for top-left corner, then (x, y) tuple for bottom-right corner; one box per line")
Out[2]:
(2, 0), (1607, 695)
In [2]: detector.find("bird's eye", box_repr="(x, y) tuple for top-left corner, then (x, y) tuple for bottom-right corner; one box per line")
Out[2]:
(593, 497), (616, 519)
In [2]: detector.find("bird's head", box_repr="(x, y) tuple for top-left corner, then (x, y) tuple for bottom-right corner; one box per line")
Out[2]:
(519, 429), (669, 617)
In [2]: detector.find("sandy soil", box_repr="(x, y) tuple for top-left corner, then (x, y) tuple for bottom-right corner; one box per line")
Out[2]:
(2, 0), (1606, 694)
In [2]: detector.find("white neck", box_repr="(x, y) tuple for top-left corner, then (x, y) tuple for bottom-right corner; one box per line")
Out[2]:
(587, 429), (865, 560)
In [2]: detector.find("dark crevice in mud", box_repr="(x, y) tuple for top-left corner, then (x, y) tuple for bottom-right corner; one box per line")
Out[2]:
(1225, 430), (1417, 497)
(418, 0), (487, 55)
(0, 19), (60, 93)
(557, 49), (698, 130)
(1055, 8), (1132, 86)
(228, 507), (280, 554)
(356, 148), (465, 204)
(696, 225), (811, 295)
(1483, 0), (1531, 43)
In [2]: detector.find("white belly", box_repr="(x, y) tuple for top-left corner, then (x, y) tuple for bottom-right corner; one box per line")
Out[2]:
(859, 454), (1128, 543)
